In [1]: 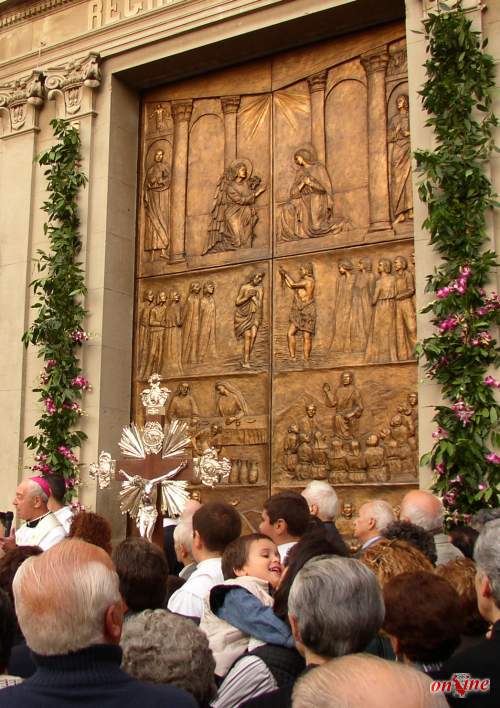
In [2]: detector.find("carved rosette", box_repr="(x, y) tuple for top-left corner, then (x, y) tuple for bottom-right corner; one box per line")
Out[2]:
(0, 70), (44, 133)
(45, 52), (101, 117)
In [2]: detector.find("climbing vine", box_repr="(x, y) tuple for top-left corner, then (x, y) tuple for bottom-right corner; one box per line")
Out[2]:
(23, 119), (90, 499)
(414, 1), (500, 520)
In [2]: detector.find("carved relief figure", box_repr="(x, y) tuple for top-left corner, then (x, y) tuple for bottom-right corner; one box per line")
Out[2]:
(298, 403), (321, 447)
(283, 424), (300, 477)
(279, 262), (316, 363)
(323, 371), (363, 441)
(167, 382), (199, 421)
(234, 271), (265, 369)
(198, 282), (217, 363)
(278, 148), (345, 241)
(182, 282), (202, 364)
(389, 94), (413, 226)
(394, 256), (417, 360)
(350, 258), (376, 351)
(164, 291), (183, 374)
(330, 259), (355, 352)
(296, 433), (313, 480)
(365, 435), (389, 482)
(150, 103), (167, 132)
(364, 258), (397, 363)
(138, 289), (155, 377)
(145, 291), (168, 375)
(204, 159), (265, 253)
(215, 381), (248, 424)
(144, 148), (171, 261)
(346, 440), (367, 482)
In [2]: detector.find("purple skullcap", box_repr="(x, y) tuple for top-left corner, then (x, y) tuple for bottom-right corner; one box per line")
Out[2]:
(29, 476), (51, 499)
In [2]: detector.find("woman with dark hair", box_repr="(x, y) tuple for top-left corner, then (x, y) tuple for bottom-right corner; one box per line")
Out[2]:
(68, 511), (112, 555)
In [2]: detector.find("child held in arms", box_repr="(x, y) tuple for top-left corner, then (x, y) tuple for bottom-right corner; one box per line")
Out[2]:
(199, 533), (294, 678)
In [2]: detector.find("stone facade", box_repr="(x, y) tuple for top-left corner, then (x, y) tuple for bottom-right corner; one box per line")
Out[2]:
(0, 0), (498, 536)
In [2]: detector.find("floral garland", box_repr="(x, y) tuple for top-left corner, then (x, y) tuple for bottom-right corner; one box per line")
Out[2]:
(22, 119), (90, 500)
(414, 1), (500, 521)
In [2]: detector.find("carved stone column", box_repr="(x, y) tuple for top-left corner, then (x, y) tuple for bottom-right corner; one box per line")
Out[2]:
(221, 95), (240, 166)
(361, 49), (392, 234)
(170, 99), (193, 264)
(45, 52), (101, 119)
(0, 70), (44, 136)
(307, 71), (327, 163)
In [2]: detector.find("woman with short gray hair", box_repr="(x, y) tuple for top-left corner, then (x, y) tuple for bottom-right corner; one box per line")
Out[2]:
(121, 609), (216, 707)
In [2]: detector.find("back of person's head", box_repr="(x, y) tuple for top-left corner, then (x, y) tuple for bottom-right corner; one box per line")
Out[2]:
(383, 520), (437, 565)
(222, 533), (274, 580)
(448, 524), (478, 559)
(192, 502), (241, 554)
(121, 609), (216, 707)
(383, 571), (463, 663)
(13, 539), (121, 655)
(288, 556), (384, 658)
(473, 518), (500, 617)
(471, 507), (500, 532)
(174, 518), (194, 556)
(112, 537), (168, 612)
(0, 588), (16, 672)
(46, 475), (66, 505)
(400, 490), (443, 532)
(301, 481), (339, 521)
(0, 545), (43, 604)
(360, 539), (433, 588)
(273, 528), (349, 624)
(436, 558), (488, 636)
(264, 492), (310, 536)
(292, 654), (448, 708)
(68, 511), (113, 555)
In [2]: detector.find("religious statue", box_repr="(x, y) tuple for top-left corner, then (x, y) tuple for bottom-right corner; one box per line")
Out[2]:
(193, 448), (231, 487)
(365, 434), (389, 482)
(298, 403), (322, 447)
(204, 158), (265, 253)
(278, 147), (346, 241)
(296, 433), (313, 480)
(364, 258), (397, 363)
(120, 462), (187, 542)
(388, 94), (413, 226)
(279, 262), (316, 363)
(164, 291), (183, 375)
(394, 255), (417, 360)
(215, 381), (248, 424)
(330, 259), (355, 353)
(283, 423), (300, 477)
(145, 292), (168, 375)
(167, 382), (199, 421)
(138, 289), (155, 378)
(323, 371), (363, 441)
(182, 282), (202, 365)
(234, 271), (265, 369)
(198, 281), (217, 363)
(346, 440), (367, 483)
(350, 258), (376, 352)
(150, 103), (167, 133)
(144, 147), (171, 261)
(327, 438), (348, 483)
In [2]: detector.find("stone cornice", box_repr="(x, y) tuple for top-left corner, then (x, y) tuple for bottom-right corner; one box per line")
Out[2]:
(0, 0), (77, 29)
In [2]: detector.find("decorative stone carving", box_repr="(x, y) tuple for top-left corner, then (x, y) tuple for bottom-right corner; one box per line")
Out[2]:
(387, 47), (408, 76)
(0, 70), (44, 134)
(45, 53), (101, 116)
(388, 94), (413, 227)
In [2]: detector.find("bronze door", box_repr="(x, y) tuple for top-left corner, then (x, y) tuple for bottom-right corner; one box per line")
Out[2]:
(134, 23), (418, 533)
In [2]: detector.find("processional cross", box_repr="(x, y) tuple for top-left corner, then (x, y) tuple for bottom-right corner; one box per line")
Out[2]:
(89, 374), (193, 547)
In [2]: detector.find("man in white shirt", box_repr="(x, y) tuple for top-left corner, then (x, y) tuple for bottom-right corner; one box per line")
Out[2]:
(47, 475), (74, 534)
(168, 502), (241, 620)
(353, 499), (395, 555)
(258, 491), (310, 563)
(11, 477), (66, 550)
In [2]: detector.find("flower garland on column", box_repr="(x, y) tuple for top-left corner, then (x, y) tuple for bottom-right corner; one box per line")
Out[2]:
(23, 119), (90, 499)
(414, 1), (499, 521)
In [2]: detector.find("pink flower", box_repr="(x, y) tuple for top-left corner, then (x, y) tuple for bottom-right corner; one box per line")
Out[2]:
(485, 453), (500, 464)
(432, 427), (448, 440)
(46, 359), (57, 369)
(58, 445), (78, 462)
(439, 316), (459, 333)
(484, 376), (500, 388)
(44, 398), (56, 415)
(435, 463), (446, 475)
(450, 474), (462, 485)
(71, 376), (91, 391)
(451, 400), (475, 426)
(71, 330), (89, 343)
(471, 332), (492, 347)
(443, 490), (457, 506)
(478, 481), (490, 490)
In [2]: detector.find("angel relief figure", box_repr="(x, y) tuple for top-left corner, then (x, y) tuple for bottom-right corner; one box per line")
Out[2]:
(203, 159), (266, 254)
(278, 147), (349, 241)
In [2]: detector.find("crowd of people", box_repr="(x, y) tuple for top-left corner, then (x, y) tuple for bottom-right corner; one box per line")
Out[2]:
(0, 475), (498, 707)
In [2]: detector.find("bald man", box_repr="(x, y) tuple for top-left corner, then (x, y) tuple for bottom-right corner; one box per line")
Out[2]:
(400, 490), (463, 565)
(0, 539), (196, 707)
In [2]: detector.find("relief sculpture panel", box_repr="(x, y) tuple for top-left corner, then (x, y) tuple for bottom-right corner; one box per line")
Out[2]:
(135, 27), (417, 516)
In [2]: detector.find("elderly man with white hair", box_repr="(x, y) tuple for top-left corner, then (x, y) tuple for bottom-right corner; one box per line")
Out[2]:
(438, 519), (500, 707)
(11, 477), (65, 550)
(400, 490), (463, 565)
(301, 481), (349, 554)
(353, 499), (395, 555)
(0, 539), (196, 707)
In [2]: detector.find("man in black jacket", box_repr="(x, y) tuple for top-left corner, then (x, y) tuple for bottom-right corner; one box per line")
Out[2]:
(0, 538), (196, 708)
(438, 519), (499, 706)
